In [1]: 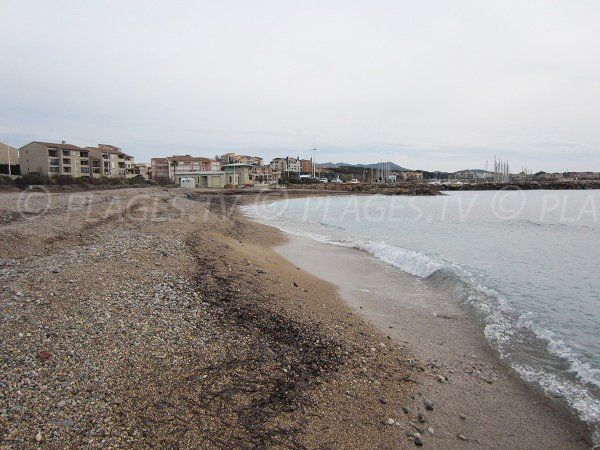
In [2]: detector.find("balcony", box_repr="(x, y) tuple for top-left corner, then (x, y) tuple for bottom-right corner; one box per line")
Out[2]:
(49, 158), (59, 166)
(48, 149), (58, 157)
(62, 159), (71, 165)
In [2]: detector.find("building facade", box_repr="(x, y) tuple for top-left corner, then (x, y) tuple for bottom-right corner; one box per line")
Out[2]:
(18, 141), (137, 179)
(300, 158), (313, 174)
(20, 141), (99, 177)
(174, 164), (253, 188)
(151, 155), (220, 181)
(251, 165), (274, 183)
(221, 152), (263, 166)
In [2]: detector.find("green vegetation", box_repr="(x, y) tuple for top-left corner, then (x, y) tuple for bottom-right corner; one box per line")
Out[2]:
(0, 174), (163, 190)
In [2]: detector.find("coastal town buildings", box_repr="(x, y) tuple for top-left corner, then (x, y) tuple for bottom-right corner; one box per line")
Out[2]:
(18, 141), (138, 179)
(268, 156), (313, 178)
(174, 163), (252, 188)
(85, 144), (138, 178)
(134, 163), (150, 179)
(150, 155), (220, 181)
(301, 158), (313, 174)
(220, 152), (263, 166)
(397, 171), (423, 181)
(251, 165), (274, 183)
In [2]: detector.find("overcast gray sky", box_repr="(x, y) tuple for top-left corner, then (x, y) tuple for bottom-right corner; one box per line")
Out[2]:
(2, 0), (599, 172)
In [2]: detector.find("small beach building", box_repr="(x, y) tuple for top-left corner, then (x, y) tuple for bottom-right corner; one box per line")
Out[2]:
(173, 164), (253, 188)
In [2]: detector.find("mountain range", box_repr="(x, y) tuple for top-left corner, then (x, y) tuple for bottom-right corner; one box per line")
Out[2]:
(317, 161), (411, 171)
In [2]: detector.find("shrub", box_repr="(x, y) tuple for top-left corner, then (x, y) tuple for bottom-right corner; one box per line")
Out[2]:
(52, 175), (74, 185)
(127, 175), (146, 185)
(0, 175), (14, 186)
(14, 174), (53, 189)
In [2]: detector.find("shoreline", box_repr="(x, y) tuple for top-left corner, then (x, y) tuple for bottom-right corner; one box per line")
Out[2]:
(242, 199), (592, 448)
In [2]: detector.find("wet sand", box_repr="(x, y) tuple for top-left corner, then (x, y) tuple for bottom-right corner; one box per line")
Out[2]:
(276, 234), (590, 448)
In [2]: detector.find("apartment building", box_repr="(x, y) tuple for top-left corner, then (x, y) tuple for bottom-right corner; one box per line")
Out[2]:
(18, 141), (137, 179)
(151, 155), (221, 181)
(398, 171), (423, 181)
(251, 165), (274, 183)
(221, 152), (263, 166)
(286, 157), (301, 174)
(19, 141), (102, 177)
(300, 158), (313, 174)
(269, 158), (286, 173)
(134, 163), (150, 179)
(86, 144), (137, 178)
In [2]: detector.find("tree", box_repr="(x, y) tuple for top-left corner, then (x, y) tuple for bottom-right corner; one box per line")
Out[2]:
(170, 160), (179, 181)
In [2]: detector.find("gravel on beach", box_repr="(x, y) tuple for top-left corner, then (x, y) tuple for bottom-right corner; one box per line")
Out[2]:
(0, 188), (417, 448)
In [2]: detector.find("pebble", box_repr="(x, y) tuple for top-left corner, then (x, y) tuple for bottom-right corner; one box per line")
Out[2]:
(402, 406), (410, 414)
(387, 418), (395, 425)
(427, 427), (434, 435)
(35, 431), (43, 442)
(418, 413), (426, 423)
(460, 414), (467, 420)
(379, 397), (387, 404)
(424, 399), (434, 410)
(413, 432), (423, 446)
(457, 433), (467, 441)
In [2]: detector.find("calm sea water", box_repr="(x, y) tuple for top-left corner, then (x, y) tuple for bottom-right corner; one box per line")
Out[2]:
(244, 190), (600, 442)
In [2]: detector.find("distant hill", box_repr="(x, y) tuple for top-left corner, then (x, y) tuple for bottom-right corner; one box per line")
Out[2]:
(318, 161), (411, 171)
(454, 169), (488, 174)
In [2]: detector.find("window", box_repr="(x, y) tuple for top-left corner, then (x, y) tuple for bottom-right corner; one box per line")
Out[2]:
(62, 150), (70, 156)
(49, 158), (59, 166)
(48, 149), (58, 157)
(81, 167), (90, 174)
(80, 159), (89, 166)
(80, 151), (88, 158)
(49, 167), (59, 173)
(63, 158), (71, 165)
(63, 167), (71, 173)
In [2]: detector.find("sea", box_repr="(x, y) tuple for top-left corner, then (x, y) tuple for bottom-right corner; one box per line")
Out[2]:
(243, 190), (600, 443)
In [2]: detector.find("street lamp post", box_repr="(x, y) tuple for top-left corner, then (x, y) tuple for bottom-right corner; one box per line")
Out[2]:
(6, 143), (12, 176)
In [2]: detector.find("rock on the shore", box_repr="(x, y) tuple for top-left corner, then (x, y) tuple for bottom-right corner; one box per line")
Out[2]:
(413, 432), (423, 446)
(424, 399), (434, 410)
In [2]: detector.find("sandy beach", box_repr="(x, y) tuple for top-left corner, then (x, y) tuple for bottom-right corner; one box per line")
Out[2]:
(276, 234), (590, 448)
(0, 187), (591, 448)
